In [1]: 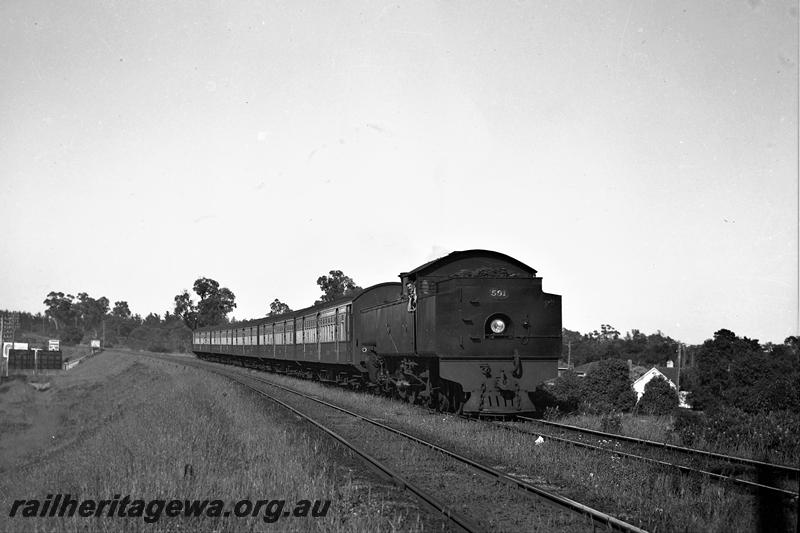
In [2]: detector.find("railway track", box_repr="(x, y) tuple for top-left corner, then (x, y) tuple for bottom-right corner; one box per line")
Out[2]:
(509, 416), (799, 500)
(154, 354), (649, 532)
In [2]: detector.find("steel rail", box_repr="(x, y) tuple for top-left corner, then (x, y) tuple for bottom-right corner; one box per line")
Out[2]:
(171, 359), (483, 533)
(238, 372), (649, 533)
(517, 416), (799, 477)
(493, 421), (799, 500)
(153, 353), (797, 503)
(241, 383), (482, 533)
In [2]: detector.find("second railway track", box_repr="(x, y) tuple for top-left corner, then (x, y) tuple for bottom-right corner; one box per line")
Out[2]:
(510, 416), (799, 500)
(155, 353), (649, 532)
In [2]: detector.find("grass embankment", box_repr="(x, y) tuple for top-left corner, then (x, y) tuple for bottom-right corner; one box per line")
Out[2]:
(60, 345), (93, 362)
(0, 351), (432, 532)
(229, 368), (797, 533)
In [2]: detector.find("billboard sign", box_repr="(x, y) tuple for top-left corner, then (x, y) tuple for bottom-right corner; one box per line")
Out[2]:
(90, 340), (101, 349)
(48, 339), (60, 351)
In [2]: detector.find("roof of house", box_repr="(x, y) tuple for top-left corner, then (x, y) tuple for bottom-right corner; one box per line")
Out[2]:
(633, 366), (679, 387)
(572, 361), (600, 375)
(656, 366), (679, 384)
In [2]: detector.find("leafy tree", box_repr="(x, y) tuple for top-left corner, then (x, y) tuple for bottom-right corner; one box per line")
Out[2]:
(112, 301), (131, 319)
(75, 292), (109, 336)
(267, 298), (292, 317)
(173, 290), (198, 329)
(143, 313), (161, 326)
(196, 287), (235, 328)
(43, 292), (77, 330)
(107, 300), (133, 338)
(315, 270), (362, 304)
(590, 324), (620, 342)
(173, 278), (236, 329)
(550, 370), (584, 413)
(638, 375), (679, 415)
(13, 311), (50, 338)
(562, 326), (681, 367)
(581, 358), (636, 413)
(690, 329), (761, 412)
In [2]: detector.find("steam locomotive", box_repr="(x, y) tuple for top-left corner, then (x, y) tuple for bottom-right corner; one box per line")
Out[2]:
(192, 249), (561, 415)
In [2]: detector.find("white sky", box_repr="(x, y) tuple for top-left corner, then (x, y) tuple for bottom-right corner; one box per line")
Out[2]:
(1, 0), (797, 344)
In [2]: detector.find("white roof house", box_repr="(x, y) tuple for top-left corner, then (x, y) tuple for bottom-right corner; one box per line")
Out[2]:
(633, 366), (690, 408)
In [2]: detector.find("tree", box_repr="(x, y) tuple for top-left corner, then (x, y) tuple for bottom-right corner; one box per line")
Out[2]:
(562, 326), (681, 367)
(112, 301), (131, 319)
(174, 290), (198, 329)
(43, 292), (77, 330)
(550, 371), (584, 413)
(690, 329), (762, 412)
(315, 270), (362, 304)
(173, 278), (236, 329)
(193, 278), (220, 300)
(108, 300), (135, 339)
(196, 286), (235, 327)
(75, 292), (109, 337)
(581, 358), (636, 413)
(267, 298), (292, 317)
(143, 313), (161, 326)
(638, 375), (679, 415)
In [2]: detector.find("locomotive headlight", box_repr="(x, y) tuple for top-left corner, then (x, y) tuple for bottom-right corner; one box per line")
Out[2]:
(490, 318), (506, 334)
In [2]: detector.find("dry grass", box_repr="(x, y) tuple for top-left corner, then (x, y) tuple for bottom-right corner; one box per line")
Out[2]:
(60, 345), (93, 362)
(234, 368), (797, 532)
(0, 353), (429, 532)
(557, 412), (800, 465)
(558, 413), (674, 442)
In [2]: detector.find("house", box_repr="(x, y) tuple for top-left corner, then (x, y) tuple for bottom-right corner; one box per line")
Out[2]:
(571, 361), (599, 377)
(632, 362), (690, 408)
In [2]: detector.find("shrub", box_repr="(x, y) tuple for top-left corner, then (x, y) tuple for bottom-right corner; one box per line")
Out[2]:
(690, 330), (799, 414)
(125, 322), (192, 353)
(551, 370), (583, 413)
(673, 409), (703, 446)
(581, 359), (636, 413)
(638, 375), (679, 415)
(600, 411), (623, 433)
(671, 408), (800, 461)
(532, 370), (587, 415)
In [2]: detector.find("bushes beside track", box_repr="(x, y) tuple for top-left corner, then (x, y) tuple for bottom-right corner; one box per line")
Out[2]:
(673, 408), (800, 462)
(125, 319), (192, 353)
(534, 358), (636, 416)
